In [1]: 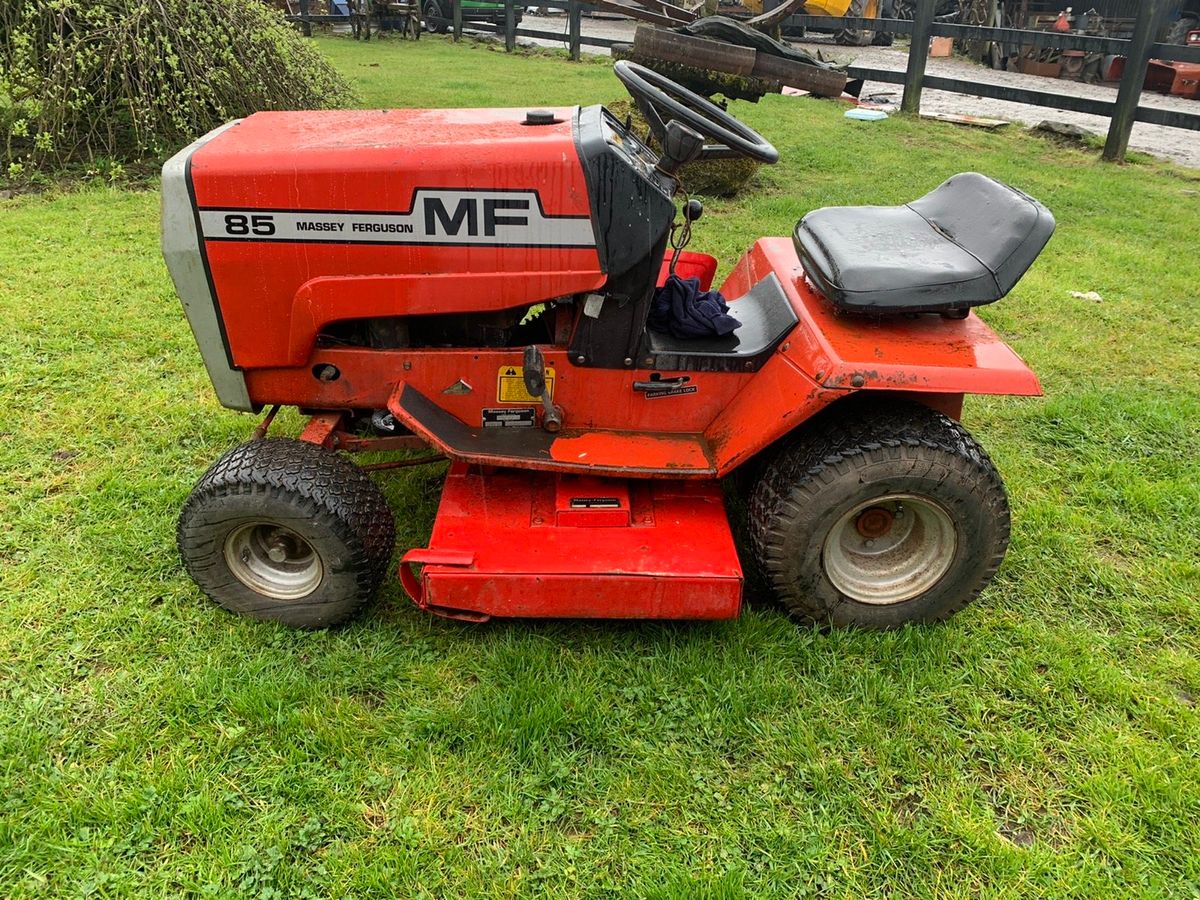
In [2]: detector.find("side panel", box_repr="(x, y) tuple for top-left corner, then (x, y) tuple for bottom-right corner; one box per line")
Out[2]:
(160, 120), (253, 411)
(197, 202), (603, 371)
(245, 346), (752, 432)
(704, 238), (1040, 475)
(706, 353), (836, 474)
(725, 239), (1043, 397)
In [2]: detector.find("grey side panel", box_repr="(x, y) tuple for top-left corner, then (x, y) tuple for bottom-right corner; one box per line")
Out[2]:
(161, 120), (253, 411)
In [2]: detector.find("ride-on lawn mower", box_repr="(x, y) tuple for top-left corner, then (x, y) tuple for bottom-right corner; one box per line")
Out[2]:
(163, 62), (1053, 630)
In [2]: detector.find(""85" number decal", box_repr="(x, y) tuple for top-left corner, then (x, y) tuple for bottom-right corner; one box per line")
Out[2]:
(223, 213), (276, 236)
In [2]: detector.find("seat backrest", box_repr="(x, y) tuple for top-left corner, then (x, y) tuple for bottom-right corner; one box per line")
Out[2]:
(907, 172), (1055, 296)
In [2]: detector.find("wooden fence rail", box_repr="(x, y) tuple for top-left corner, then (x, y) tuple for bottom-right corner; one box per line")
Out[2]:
(465, 1), (604, 59)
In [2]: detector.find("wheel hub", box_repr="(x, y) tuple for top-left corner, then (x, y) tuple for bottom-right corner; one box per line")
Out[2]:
(822, 494), (957, 605)
(224, 522), (323, 600)
(854, 506), (896, 539)
(265, 536), (292, 564)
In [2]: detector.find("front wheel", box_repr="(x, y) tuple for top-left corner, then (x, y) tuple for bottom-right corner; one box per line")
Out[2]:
(177, 438), (396, 628)
(748, 400), (1010, 628)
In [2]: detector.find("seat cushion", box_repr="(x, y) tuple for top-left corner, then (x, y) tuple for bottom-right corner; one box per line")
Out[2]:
(793, 172), (1055, 314)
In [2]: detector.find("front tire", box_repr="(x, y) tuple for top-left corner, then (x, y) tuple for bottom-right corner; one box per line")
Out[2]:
(748, 400), (1010, 628)
(178, 438), (396, 628)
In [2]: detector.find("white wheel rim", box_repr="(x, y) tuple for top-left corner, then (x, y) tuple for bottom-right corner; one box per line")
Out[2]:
(224, 522), (323, 600)
(822, 494), (957, 605)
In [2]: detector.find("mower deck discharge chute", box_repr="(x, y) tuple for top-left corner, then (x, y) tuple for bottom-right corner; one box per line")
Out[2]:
(164, 61), (1053, 630)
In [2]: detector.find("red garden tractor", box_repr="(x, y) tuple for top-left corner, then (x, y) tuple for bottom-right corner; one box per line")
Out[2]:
(163, 62), (1053, 629)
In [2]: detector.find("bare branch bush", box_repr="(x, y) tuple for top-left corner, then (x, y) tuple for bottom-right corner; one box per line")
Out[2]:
(0, 0), (357, 177)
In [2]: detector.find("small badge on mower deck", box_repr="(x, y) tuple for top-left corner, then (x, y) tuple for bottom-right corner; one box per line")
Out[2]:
(496, 365), (555, 404)
(570, 497), (621, 509)
(482, 407), (536, 428)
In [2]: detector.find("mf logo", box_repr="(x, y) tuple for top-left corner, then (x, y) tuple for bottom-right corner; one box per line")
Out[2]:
(200, 189), (595, 247)
(424, 196), (531, 237)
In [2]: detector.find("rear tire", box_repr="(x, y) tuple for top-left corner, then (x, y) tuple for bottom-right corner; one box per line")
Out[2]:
(424, 0), (449, 33)
(835, 0), (877, 47)
(872, 0), (896, 45)
(1166, 15), (1199, 45)
(748, 400), (1010, 628)
(178, 438), (396, 629)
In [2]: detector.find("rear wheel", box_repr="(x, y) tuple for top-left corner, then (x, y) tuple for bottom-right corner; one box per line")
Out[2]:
(835, 0), (878, 47)
(748, 400), (1010, 628)
(178, 438), (396, 628)
(424, 0), (449, 32)
(1166, 14), (1199, 45)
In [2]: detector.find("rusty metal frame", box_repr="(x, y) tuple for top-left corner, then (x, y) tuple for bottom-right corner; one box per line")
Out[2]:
(256, 407), (443, 470)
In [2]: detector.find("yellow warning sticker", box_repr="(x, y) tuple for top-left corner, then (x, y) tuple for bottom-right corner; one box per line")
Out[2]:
(496, 365), (555, 403)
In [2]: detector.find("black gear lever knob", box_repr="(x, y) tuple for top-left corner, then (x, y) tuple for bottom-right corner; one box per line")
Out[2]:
(657, 120), (705, 176)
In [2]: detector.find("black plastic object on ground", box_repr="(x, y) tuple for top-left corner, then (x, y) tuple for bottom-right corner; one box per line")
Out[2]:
(649, 274), (741, 339)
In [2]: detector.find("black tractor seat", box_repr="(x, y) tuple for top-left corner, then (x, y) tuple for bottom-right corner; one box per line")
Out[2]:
(794, 172), (1055, 315)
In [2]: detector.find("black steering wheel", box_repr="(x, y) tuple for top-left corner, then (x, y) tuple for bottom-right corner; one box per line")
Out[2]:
(613, 60), (779, 165)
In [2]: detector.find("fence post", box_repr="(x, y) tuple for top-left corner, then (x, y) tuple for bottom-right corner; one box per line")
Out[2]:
(505, 0), (516, 51)
(453, 0), (463, 41)
(568, 0), (582, 61)
(901, 0), (936, 114)
(300, 0), (313, 36)
(1102, 0), (1166, 162)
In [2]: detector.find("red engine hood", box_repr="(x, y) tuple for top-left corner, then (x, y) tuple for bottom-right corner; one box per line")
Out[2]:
(186, 108), (604, 370)
(189, 107), (593, 214)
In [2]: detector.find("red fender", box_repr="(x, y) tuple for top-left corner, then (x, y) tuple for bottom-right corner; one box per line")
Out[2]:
(704, 239), (1041, 475)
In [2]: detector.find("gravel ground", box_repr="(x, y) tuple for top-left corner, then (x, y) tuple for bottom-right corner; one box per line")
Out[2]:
(511, 14), (1200, 167)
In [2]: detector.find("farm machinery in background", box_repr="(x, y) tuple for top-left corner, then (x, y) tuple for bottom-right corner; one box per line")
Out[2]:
(751, 0), (978, 47)
(1011, 0), (1200, 44)
(991, 1), (1200, 93)
(264, 0), (515, 37)
(754, 0), (1200, 50)
(1167, 0), (1200, 44)
(420, 0), (520, 34)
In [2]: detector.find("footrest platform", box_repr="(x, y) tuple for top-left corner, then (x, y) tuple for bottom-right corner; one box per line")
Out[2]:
(388, 382), (717, 478)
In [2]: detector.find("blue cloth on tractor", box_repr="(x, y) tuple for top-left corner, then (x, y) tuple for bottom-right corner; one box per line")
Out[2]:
(649, 274), (740, 340)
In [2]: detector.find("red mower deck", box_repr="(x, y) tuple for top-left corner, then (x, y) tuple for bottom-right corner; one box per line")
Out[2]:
(400, 464), (743, 622)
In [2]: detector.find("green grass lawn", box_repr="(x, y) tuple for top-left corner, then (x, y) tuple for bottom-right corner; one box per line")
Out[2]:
(2, 34), (1199, 898)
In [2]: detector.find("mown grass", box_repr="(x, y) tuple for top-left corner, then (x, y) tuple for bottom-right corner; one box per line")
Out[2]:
(1, 34), (1199, 898)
